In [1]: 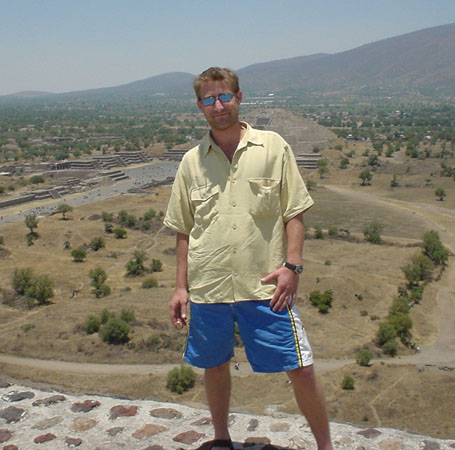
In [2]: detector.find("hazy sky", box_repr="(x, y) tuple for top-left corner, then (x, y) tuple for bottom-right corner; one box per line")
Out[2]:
(1, 0), (454, 95)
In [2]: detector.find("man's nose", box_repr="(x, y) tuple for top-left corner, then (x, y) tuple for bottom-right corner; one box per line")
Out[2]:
(213, 97), (225, 111)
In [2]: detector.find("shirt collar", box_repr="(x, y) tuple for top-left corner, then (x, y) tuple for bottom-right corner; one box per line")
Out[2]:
(200, 122), (264, 158)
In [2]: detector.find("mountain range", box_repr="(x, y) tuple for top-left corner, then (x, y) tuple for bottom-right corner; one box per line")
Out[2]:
(6, 22), (455, 99)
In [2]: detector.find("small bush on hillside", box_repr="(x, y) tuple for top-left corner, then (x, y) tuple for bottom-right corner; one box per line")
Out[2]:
(101, 317), (130, 344)
(12, 268), (35, 295)
(314, 225), (324, 239)
(85, 315), (101, 334)
(363, 221), (384, 244)
(166, 365), (196, 394)
(328, 225), (338, 236)
(356, 348), (374, 367)
(90, 236), (105, 251)
(114, 228), (127, 239)
(100, 308), (115, 324)
(382, 338), (398, 356)
(309, 290), (334, 314)
(341, 375), (355, 390)
(150, 258), (163, 272)
(120, 308), (135, 323)
(25, 274), (54, 305)
(71, 248), (86, 262)
(376, 322), (397, 346)
(142, 277), (158, 289)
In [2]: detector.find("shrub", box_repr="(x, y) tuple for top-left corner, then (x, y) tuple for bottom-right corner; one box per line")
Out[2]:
(29, 175), (45, 184)
(101, 211), (113, 222)
(104, 222), (113, 233)
(144, 209), (156, 220)
(89, 267), (110, 298)
(85, 315), (101, 334)
(100, 308), (114, 324)
(314, 225), (324, 239)
(101, 317), (130, 344)
(12, 268), (35, 295)
(0, 235), (4, 245)
(120, 308), (135, 323)
(363, 222), (384, 244)
(389, 296), (410, 316)
(90, 236), (105, 251)
(114, 228), (127, 239)
(382, 339), (398, 356)
(388, 312), (412, 338)
(356, 348), (373, 366)
(309, 290), (333, 313)
(166, 365), (196, 394)
(145, 334), (161, 350)
(71, 248), (86, 262)
(422, 230), (449, 265)
(376, 323), (397, 346)
(142, 277), (158, 289)
(341, 375), (355, 390)
(126, 250), (147, 276)
(150, 258), (163, 272)
(25, 274), (54, 305)
(328, 225), (338, 236)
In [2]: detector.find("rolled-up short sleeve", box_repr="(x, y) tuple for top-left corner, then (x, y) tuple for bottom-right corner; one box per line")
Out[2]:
(163, 162), (194, 235)
(280, 144), (314, 223)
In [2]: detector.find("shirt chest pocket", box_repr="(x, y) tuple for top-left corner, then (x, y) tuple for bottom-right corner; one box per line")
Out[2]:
(248, 178), (281, 217)
(191, 184), (219, 227)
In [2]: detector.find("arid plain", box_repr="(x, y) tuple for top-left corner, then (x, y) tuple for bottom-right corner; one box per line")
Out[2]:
(0, 135), (454, 440)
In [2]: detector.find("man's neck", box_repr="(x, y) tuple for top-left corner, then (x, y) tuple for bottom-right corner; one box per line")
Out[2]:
(210, 122), (246, 162)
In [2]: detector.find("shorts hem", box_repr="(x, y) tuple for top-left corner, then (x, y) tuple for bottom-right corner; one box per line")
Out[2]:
(251, 359), (314, 373)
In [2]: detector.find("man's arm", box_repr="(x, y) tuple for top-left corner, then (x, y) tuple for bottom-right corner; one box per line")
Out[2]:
(169, 232), (190, 329)
(261, 212), (304, 312)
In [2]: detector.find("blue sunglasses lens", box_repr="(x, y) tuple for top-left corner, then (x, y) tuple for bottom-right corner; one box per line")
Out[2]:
(201, 93), (234, 106)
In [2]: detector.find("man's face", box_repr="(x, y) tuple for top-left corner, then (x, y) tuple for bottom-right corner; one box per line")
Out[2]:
(197, 80), (242, 132)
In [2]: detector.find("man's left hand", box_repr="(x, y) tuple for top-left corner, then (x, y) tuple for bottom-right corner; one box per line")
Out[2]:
(261, 267), (299, 312)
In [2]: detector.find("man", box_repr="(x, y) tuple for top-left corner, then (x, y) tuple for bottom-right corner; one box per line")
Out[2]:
(164, 67), (333, 450)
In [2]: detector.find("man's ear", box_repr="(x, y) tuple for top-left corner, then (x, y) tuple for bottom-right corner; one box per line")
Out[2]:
(236, 90), (243, 105)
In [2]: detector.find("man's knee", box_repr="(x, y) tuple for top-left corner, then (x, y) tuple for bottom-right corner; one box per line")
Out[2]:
(286, 364), (316, 384)
(205, 360), (231, 376)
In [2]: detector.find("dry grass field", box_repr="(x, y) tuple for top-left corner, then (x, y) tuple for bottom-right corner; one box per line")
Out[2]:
(0, 142), (454, 439)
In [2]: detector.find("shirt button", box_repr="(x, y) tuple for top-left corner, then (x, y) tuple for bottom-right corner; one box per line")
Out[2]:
(231, 178), (236, 184)
(232, 224), (237, 230)
(232, 201), (237, 207)
(233, 272), (238, 277)
(233, 248), (237, 254)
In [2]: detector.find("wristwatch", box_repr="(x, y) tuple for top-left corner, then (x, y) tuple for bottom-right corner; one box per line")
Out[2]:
(283, 262), (303, 275)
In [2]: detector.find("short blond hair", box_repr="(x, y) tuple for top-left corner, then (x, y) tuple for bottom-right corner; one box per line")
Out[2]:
(193, 67), (240, 100)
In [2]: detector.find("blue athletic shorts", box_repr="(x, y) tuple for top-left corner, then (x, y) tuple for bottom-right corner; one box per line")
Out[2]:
(183, 300), (313, 373)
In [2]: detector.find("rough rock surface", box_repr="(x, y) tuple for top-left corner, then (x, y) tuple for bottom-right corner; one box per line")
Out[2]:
(0, 383), (454, 449)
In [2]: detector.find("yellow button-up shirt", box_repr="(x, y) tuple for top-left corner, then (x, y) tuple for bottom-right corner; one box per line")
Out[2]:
(164, 123), (314, 303)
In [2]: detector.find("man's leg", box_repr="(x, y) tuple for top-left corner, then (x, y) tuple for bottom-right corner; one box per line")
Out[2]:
(205, 360), (232, 447)
(287, 365), (333, 450)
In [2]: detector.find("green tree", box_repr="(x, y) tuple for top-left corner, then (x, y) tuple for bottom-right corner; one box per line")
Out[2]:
(435, 187), (446, 201)
(356, 348), (373, 367)
(126, 250), (148, 276)
(24, 214), (39, 235)
(57, 203), (73, 220)
(166, 365), (196, 394)
(25, 274), (54, 305)
(12, 268), (35, 295)
(317, 159), (330, 179)
(71, 248), (86, 262)
(90, 236), (105, 251)
(114, 228), (127, 239)
(314, 225), (324, 239)
(359, 169), (372, 186)
(101, 317), (130, 344)
(376, 323), (397, 346)
(422, 230), (449, 265)
(388, 312), (412, 339)
(363, 222), (384, 244)
(89, 266), (110, 298)
(0, 235), (4, 246)
(101, 211), (113, 222)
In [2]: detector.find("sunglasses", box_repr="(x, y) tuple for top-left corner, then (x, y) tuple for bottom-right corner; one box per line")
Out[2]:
(200, 92), (235, 107)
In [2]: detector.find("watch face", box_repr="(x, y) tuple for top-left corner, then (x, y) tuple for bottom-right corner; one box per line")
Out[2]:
(295, 265), (303, 274)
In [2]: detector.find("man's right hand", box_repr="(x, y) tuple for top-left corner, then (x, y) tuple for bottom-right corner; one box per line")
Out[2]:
(169, 287), (189, 329)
